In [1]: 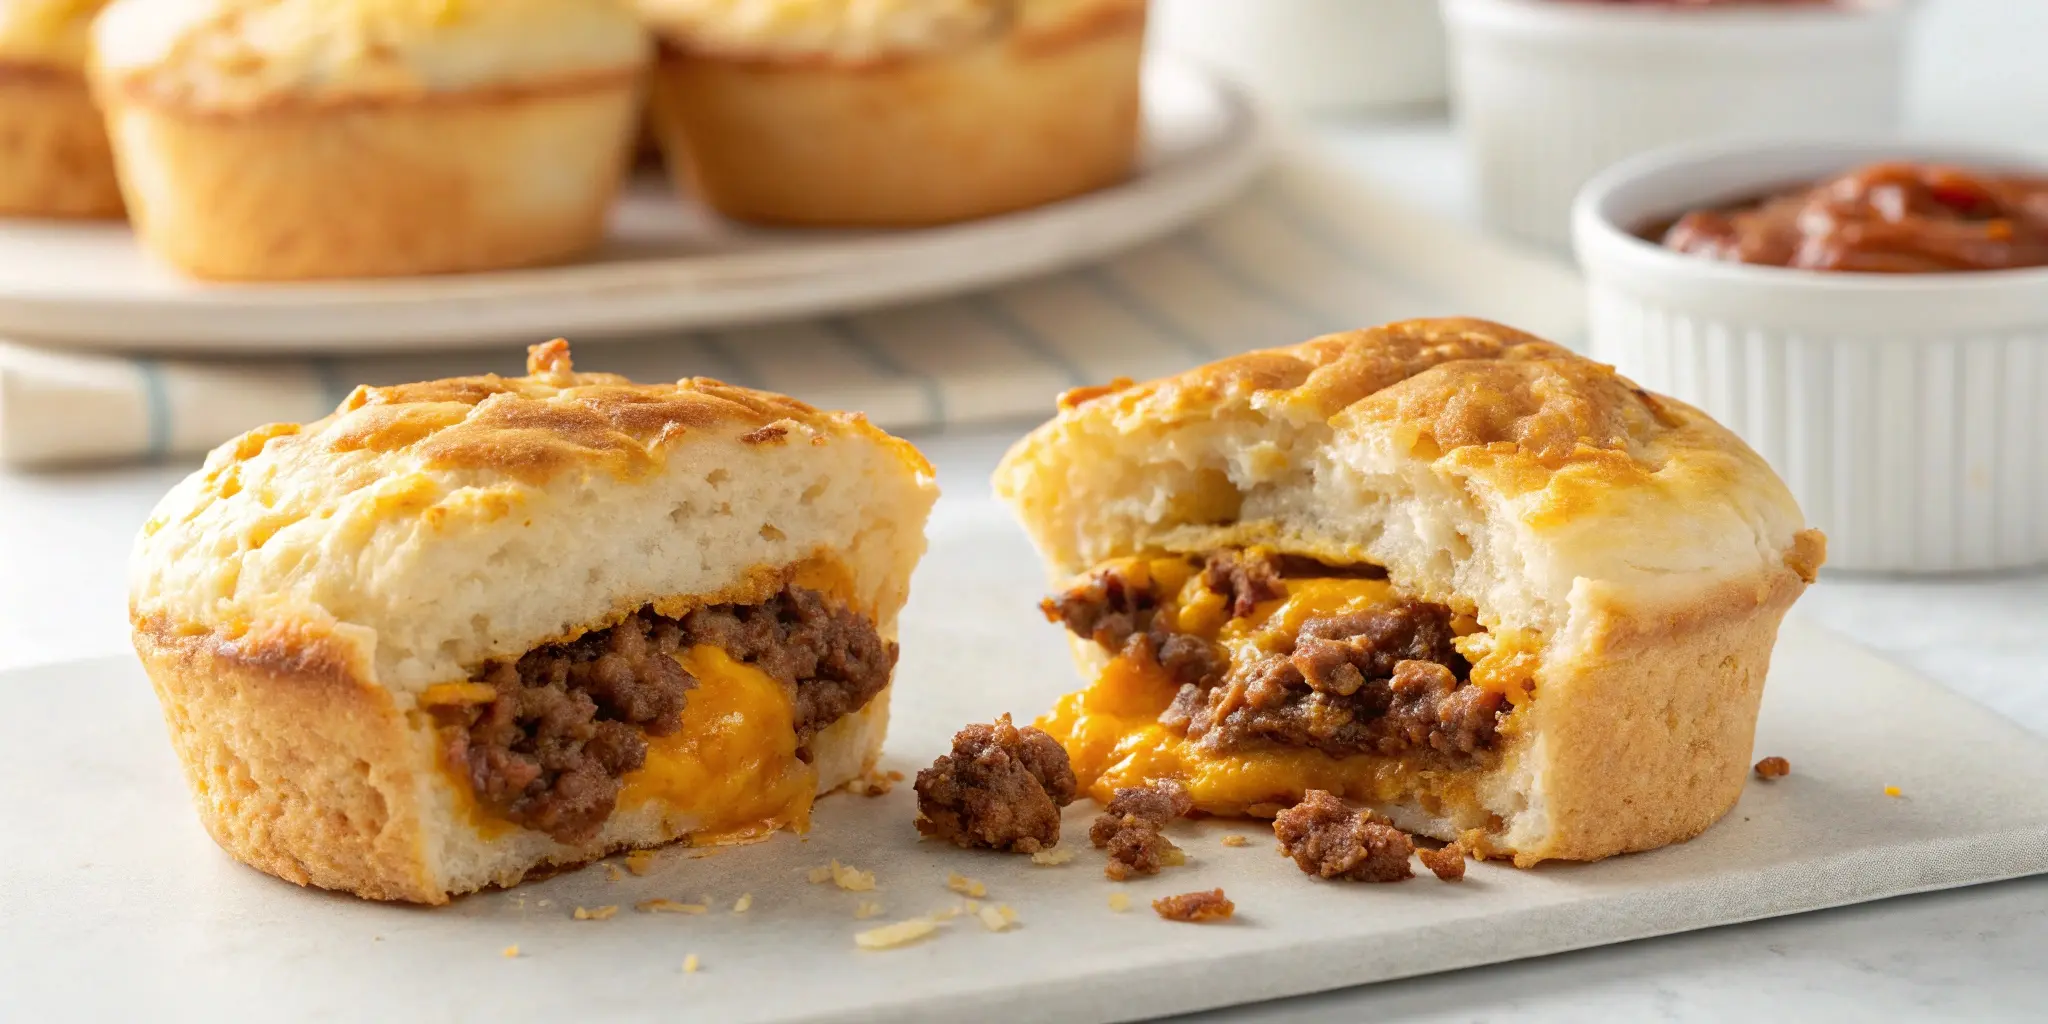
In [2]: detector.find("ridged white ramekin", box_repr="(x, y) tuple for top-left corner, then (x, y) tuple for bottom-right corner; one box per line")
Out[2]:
(1154, 0), (1445, 113)
(1442, 0), (1908, 248)
(1574, 140), (2048, 574)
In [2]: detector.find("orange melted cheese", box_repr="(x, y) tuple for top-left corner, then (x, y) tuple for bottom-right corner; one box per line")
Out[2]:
(1036, 556), (1527, 818)
(620, 645), (817, 844)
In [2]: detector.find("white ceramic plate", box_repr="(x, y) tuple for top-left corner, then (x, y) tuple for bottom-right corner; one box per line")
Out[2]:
(0, 57), (1267, 354)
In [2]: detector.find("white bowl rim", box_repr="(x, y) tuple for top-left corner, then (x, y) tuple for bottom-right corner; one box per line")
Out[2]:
(1573, 136), (2048, 300)
(1443, 0), (1906, 33)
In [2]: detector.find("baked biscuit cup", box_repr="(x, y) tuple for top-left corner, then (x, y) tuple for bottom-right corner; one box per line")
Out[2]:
(96, 73), (641, 280)
(646, 1), (1145, 227)
(0, 64), (122, 218)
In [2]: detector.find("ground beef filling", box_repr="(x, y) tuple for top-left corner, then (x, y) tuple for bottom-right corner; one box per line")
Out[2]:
(440, 585), (894, 844)
(914, 715), (1077, 853)
(1046, 550), (1507, 761)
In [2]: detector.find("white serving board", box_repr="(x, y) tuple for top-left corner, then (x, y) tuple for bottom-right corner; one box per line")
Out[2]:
(0, 58), (1266, 353)
(4, 504), (2046, 1023)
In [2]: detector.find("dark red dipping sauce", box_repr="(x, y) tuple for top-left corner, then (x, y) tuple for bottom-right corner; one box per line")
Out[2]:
(1657, 162), (2048, 273)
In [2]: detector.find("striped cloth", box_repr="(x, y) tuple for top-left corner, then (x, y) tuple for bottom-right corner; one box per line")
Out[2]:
(0, 142), (1583, 468)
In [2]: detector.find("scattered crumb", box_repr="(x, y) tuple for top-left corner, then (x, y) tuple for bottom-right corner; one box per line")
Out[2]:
(946, 872), (988, 898)
(683, 954), (701, 974)
(637, 899), (708, 914)
(807, 865), (833, 884)
(1417, 842), (1468, 882)
(931, 903), (967, 921)
(1093, 780), (1193, 880)
(1884, 785), (1903, 798)
(573, 905), (619, 921)
(625, 850), (659, 876)
(846, 770), (898, 797)
(603, 862), (625, 882)
(830, 860), (877, 892)
(1753, 756), (1791, 780)
(1030, 846), (1076, 866)
(733, 893), (753, 914)
(1273, 790), (1414, 883)
(854, 900), (884, 920)
(501, 945), (519, 958)
(977, 904), (1019, 932)
(1107, 892), (1131, 913)
(855, 917), (942, 950)
(888, 770), (905, 782)
(915, 715), (1078, 853)
(1221, 835), (1249, 848)
(1153, 889), (1235, 923)
(536, 900), (551, 908)
(964, 899), (981, 913)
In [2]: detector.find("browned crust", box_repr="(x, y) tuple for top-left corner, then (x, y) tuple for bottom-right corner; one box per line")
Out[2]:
(135, 616), (444, 903)
(644, 3), (1142, 227)
(98, 81), (637, 280)
(1495, 558), (1810, 866)
(200, 341), (930, 491)
(0, 68), (123, 218)
(648, 0), (1145, 70)
(98, 64), (644, 121)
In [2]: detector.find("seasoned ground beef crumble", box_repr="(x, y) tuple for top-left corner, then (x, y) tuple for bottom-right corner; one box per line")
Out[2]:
(1047, 549), (1508, 762)
(915, 715), (1078, 853)
(438, 583), (893, 844)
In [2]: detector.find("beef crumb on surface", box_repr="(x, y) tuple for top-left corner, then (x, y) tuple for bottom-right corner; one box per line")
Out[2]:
(441, 585), (892, 844)
(1754, 756), (1791, 780)
(1416, 841), (1468, 882)
(915, 715), (1077, 853)
(1046, 550), (1507, 762)
(1153, 888), (1235, 923)
(1272, 790), (1415, 883)
(1090, 780), (1194, 880)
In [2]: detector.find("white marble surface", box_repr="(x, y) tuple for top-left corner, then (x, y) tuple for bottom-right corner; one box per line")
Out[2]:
(4, 102), (2047, 1021)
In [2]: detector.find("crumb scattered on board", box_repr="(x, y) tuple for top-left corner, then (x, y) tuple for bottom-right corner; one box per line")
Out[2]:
(854, 900), (884, 919)
(637, 899), (708, 914)
(1417, 841), (1468, 882)
(1030, 846), (1075, 866)
(733, 893), (753, 913)
(846, 770), (899, 797)
(1107, 892), (1131, 913)
(573, 905), (619, 921)
(625, 850), (659, 875)
(946, 872), (988, 897)
(1221, 834), (1249, 847)
(603, 863), (624, 882)
(501, 945), (519, 958)
(977, 904), (1018, 932)
(811, 860), (876, 891)
(1885, 785), (1903, 797)
(855, 917), (942, 950)
(1153, 889), (1235, 923)
(683, 954), (701, 974)
(1753, 756), (1791, 780)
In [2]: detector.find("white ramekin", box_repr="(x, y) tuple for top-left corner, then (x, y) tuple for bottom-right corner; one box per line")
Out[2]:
(1154, 0), (1446, 113)
(1442, 0), (1909, 248)
(1574, 139), (2048, 574)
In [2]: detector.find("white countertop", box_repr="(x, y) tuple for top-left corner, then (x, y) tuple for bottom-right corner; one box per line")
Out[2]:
(5, 116), (2046, 1021)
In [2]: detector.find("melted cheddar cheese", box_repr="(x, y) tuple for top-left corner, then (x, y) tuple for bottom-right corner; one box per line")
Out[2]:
(620, 645), (816, 844)
(1037, 555), (1533, 819)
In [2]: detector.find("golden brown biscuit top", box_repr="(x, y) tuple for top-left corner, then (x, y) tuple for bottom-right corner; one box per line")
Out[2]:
(637, 0), (1137, 62)
(1059, 318), (1683, 470)
(0, 0), (107, 68)
(227, 339), (925, 488)
(1002, 318), (1820, 606)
